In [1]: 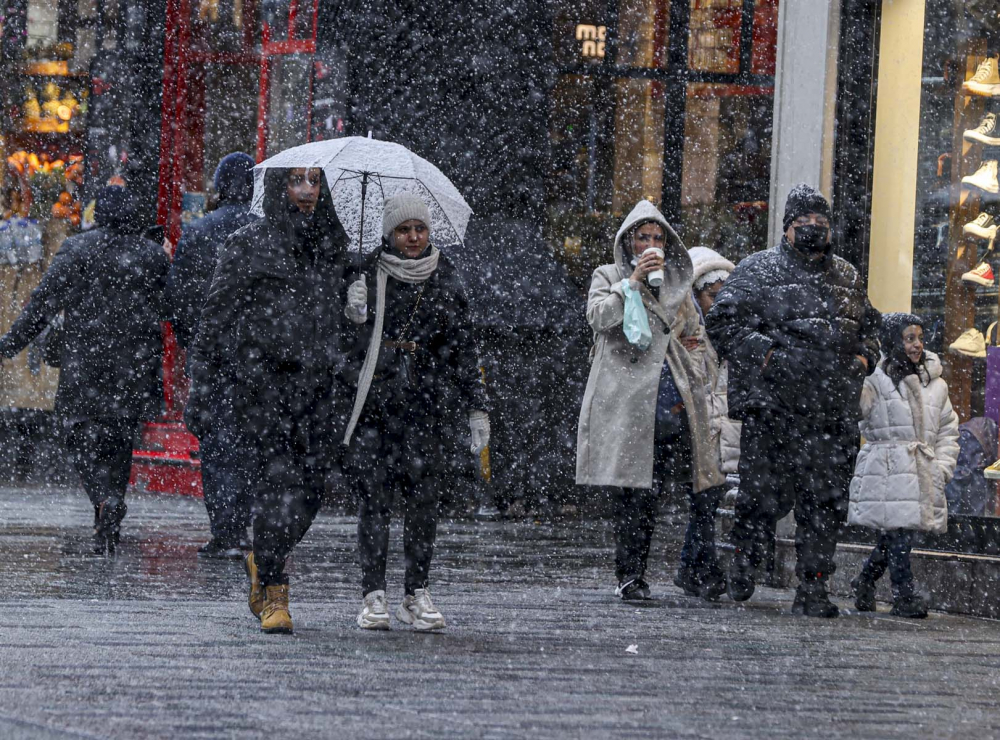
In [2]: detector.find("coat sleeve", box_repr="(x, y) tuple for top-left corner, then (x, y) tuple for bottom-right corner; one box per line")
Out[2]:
(441, 271), (489, 414)
(0, 240), (80, 358)
(187, 234), (252, 391)
(705, 258), (772, 368)
(167, 228), (208, 349)
(935, 393), (960, 483)
(586, 267), (628, 334)
(858, 376), (877, 434)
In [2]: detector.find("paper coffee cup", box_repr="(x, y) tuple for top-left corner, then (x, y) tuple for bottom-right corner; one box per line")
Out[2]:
(646, 247), (665, 287)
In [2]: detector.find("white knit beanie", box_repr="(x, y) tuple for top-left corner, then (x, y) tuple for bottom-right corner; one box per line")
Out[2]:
(382, 193), (431, 239)
(688, 246), (735, 291)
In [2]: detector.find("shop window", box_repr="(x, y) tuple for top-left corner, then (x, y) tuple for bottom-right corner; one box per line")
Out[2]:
(910, 0), (1000, 515)
(191, 0), (260, 54)
(680, 83), (772, 262)
(617, 0), (670, 69)
(689, 0), (742, 74)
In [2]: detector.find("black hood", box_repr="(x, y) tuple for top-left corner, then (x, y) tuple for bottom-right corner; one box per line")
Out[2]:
(261, 168), (347, 252)
(214, 152), (255, 204)
(94, 186), (144, 235)
(782, 183), (832, 232)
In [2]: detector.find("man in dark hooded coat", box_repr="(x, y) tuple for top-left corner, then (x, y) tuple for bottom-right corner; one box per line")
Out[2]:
(0, 186), (169, 554)
(168, 152), (259, 557)
(186, 167), (349, 634)
(706, 184), (881, 618)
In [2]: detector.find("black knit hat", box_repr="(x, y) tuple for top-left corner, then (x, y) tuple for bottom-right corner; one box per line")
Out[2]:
(782, 183), (833, 231)
(880, 312), (923, 352)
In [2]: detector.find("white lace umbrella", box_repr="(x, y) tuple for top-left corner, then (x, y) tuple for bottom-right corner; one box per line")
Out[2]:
(250, 136), (473, 253)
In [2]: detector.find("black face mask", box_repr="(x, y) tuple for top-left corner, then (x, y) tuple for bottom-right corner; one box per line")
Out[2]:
(793, 224), (830, 254)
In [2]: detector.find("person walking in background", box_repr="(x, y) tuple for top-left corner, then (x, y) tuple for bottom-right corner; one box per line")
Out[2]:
(706, 184), (881, 618)
(186, 167), (349, 634)
(344, 194), (489, 632)
(577, 200), (724, 602)
(168, 152), (259, 558)
(0, 186), (169, 554)
(848, 313), (958, 618)
(674, 246), (738, 601)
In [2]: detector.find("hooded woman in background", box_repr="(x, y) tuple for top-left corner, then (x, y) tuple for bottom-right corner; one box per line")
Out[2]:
(576, 200), (724, 601)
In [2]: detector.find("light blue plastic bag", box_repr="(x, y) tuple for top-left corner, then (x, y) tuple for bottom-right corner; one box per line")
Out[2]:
(621, 279), (652, 351)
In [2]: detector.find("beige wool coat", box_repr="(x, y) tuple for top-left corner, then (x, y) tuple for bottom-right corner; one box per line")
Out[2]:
(576, 201), (725, 493)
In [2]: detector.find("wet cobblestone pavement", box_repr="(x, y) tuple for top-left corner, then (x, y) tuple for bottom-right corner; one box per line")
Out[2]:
(1, 484), (1000, 739)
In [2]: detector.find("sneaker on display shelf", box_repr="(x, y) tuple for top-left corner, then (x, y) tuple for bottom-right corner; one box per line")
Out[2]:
(948, 328), (987, 358)
(962, 260), (996, 286)
(963, 56), (1000, 96)
(965, 113), (1000, 145)
(963, 212), (998, 240)
(962, 160), (1000, 194)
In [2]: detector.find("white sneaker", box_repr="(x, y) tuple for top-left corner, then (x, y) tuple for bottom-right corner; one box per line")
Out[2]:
(965, 113), (1000, 146)
(396, 588), (446, 631)
(963, 56), (1000, 96)
(948, 328), (987, 358)
(964, 212), (998, 240)
(357, 590), (391, 630)
(963, 160), (1000, 194)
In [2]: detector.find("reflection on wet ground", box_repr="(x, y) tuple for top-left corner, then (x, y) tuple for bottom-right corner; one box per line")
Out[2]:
(0, 484), (646, 603)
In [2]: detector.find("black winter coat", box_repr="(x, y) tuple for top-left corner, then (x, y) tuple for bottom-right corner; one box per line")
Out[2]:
(342, 247), (488, 432)
(187, 171), (350, 446)
(0, 227), (169, 419)
(166, 202), (257, 349)
(705, 238), (881, 422)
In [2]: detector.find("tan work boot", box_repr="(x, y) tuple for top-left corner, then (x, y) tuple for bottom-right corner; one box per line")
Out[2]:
(260, 584), (293, 634)
(244, 552), (264, 618)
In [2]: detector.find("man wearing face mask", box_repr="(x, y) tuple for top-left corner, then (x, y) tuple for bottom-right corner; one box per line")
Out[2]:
(705, 184), (881, 618)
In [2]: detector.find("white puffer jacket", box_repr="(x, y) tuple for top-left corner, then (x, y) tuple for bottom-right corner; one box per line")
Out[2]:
(848, 352), (959, 533)
(703, 337), (741, 476)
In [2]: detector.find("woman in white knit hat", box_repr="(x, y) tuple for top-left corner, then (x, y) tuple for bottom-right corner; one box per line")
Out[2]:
(342, 193), (489, 631)
(674, 246), (739, 601)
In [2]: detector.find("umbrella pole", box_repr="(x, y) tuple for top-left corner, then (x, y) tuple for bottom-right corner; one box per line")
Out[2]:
(357, 171), (369, 255)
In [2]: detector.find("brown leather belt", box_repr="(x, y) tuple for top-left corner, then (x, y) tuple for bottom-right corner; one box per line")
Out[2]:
(383, 340), (417, 352)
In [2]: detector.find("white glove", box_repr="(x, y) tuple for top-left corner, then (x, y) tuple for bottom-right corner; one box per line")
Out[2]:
(469, 410), (490, 454)
(345, 275), (368, 324)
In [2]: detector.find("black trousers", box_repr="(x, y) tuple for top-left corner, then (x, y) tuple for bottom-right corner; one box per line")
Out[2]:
(349, 384), (441, 596)
(860, 529), (915, 598)
(251, 377), (333, 587)
(679, 484), (727, 576)
(67, 417), (138, 512)
(613, 413), (691, 584)
(199, 395), (258, 546)
(731, 410), (858, 582)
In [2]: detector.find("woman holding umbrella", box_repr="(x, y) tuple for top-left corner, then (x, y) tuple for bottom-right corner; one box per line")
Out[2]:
(186, 167), (349, 634)
(343, 193), (489, 631)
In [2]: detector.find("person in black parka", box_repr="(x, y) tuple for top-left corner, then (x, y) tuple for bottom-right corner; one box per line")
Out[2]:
(186, 167), (349, 635)
(167, 152), (259, 557)
(0, 186), (169, 554)
(343, 193), (489, 633)
(706, 184), (881, 618)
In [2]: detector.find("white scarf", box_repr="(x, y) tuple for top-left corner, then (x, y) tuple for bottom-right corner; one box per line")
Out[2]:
(343, 246), (440, 445)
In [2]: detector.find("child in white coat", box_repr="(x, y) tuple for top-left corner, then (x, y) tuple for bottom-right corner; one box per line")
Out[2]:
(848, 313), (959, 618)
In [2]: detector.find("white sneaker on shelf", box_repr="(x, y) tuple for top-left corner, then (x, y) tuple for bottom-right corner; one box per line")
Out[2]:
(357, 590), (391, 630)
(948, 328), (987, 358)
(396, 588), (447, 631)
(963, 56), (1000, 96)
(964, 212), (998, 240)
(965, 113), (1000, 145)
(963, 160), (1000, 194)
(962, 260), (995, 286)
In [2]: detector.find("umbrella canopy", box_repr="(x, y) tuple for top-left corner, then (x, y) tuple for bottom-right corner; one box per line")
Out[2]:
(250, 136), (473, 253)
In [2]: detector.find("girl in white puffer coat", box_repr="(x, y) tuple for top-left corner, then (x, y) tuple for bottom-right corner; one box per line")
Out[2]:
(848, 313), (959, 618)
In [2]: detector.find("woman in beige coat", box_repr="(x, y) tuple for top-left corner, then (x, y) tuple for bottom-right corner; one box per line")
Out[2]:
(576, 201), (724, 600)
